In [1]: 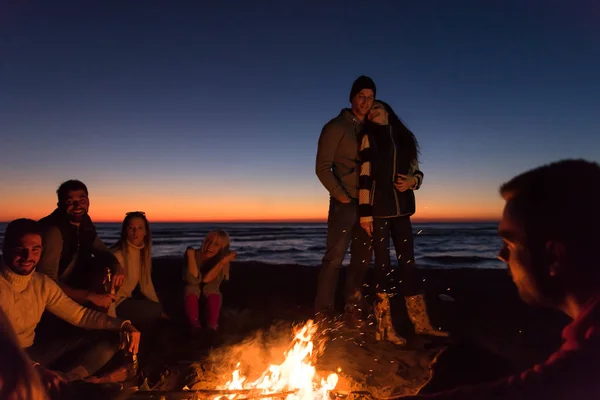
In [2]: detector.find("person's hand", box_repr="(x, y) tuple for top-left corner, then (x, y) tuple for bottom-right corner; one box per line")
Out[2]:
(336, 193), (352, 204)
(87, 292), (115, 309)
(361, 221), (373, 237)
(120, 322), (141, 354)
(112, 272), (125, 290)
(394, 174), (417, 192)
(35, 364), (67, 398)
(223, 251), (238, 263)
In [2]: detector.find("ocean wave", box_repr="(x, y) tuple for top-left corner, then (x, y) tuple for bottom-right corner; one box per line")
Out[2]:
(418, 255), (493, 265)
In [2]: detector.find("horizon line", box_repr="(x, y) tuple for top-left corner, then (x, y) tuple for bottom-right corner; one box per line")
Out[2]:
(0, 217), (500, 224)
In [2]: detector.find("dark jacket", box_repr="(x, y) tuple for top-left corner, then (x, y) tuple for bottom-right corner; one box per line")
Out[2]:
(37, 209), (120, 288)
(315, 109), (363, 200)
(358, 124), (423, 222)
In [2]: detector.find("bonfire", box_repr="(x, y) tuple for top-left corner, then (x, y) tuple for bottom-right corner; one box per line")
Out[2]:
(216, 320), (338, 400)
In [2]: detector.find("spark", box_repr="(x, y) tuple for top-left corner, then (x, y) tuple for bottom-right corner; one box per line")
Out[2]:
(417, 230), (423, 235)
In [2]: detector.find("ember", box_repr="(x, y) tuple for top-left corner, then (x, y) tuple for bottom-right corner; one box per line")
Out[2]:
(217, 320), (338, 400)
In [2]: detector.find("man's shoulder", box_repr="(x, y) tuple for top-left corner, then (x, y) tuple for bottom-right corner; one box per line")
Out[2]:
(29, 272), (59, 295)
(31, 271), (56, 285)
(322, 109), (356, 133)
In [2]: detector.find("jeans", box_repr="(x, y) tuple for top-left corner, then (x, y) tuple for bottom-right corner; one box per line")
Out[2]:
(315, 197), (372, 315)
(116, 298), (163, 330)
(372, 216), (420, 296)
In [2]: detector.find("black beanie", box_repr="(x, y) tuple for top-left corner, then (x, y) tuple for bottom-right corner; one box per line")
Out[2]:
(2, 219), (42, 256)
(349, 75), (376, 102)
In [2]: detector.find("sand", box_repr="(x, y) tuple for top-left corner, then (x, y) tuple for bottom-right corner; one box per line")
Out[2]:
(130, 258), (570, 397)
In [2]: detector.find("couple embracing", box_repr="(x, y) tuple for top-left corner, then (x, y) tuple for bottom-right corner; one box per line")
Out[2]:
(314, 75), (447, 344)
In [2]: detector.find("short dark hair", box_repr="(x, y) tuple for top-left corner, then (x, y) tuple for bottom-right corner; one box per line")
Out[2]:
(1, 219), (42, 258)
(56, 180), (88, 204)
(499, 159), (600, 254)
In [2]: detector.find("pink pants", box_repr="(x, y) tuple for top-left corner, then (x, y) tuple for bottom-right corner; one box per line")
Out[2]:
(185, 293), (222, 330)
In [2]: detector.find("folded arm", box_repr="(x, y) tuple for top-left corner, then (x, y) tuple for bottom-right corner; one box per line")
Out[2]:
(409, 159), (424, 190)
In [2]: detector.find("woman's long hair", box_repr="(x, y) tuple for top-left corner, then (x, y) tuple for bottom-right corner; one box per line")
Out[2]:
(377, 100), (420, 164)
(112, 211), (152, 274)
(0, 308), (48, 400)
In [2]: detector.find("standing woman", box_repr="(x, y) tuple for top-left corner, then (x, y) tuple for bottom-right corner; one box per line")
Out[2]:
(359, 100), (448, 344)
(110, 211), (162, 328)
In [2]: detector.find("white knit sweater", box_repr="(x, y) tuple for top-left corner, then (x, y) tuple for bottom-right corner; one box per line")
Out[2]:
(0, 265), (123, 348)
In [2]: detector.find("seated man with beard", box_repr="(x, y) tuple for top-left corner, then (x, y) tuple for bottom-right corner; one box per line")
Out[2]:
(0, 218), (141, 391)
(37, 180), (125, 310)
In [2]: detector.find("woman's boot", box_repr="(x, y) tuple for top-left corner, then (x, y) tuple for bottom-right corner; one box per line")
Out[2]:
(405, 294), (449, 337)
(374, 293), (407, 345)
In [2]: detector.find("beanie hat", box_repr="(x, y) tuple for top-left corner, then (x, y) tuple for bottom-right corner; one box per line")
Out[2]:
(349, 75), (376, 102)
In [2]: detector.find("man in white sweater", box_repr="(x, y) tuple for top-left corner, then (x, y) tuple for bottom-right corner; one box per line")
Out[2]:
(0, 218), (141, 388)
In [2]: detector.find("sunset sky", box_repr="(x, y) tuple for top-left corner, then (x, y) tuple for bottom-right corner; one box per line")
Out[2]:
(1, 1), (599, 222)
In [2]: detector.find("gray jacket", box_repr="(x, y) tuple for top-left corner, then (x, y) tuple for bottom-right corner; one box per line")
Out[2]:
(315, 109), (363, 199)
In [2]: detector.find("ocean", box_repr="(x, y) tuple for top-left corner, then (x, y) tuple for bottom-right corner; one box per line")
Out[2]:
(0, 221), (505, 270)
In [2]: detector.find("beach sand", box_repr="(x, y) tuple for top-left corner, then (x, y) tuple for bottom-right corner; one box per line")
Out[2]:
(139, 258), (569, 396)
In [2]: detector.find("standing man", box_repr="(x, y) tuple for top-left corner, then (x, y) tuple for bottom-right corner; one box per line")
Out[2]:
(315, 75), (376, 326)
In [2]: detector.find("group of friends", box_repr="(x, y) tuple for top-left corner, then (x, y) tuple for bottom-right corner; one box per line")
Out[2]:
(1, 74), (600, 399)
(0, 180), (237, 399)
(314, 75), (600, 397)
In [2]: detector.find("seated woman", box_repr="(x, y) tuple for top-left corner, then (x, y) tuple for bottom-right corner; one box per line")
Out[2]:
(184, 229), (237, 332)
(109, 212), (162, 328)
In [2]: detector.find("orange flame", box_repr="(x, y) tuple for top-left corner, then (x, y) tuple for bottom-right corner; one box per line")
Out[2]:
(217, 320), (338, 400)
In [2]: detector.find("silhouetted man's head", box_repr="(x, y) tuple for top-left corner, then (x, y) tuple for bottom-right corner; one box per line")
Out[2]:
(56, 180), (90, 223)
(498, 159), (600, 310)
(1, 219), (43, 276)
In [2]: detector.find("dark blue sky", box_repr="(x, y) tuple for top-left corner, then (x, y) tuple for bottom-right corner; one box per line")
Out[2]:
(1, 0), (599, 221)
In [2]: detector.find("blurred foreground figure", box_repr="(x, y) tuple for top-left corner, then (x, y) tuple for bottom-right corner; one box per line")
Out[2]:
(0, 307), (48, 400)
(402, 159), (600, 399)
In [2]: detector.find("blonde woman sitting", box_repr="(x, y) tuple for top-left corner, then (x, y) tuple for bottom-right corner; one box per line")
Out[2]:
(184, 229), (237, 333)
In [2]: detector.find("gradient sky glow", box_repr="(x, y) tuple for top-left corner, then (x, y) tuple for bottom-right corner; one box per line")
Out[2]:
(1, 0), (599, 222)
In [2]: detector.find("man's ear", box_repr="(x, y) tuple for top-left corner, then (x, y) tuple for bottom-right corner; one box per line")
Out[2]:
(545, 240), (567, 277)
